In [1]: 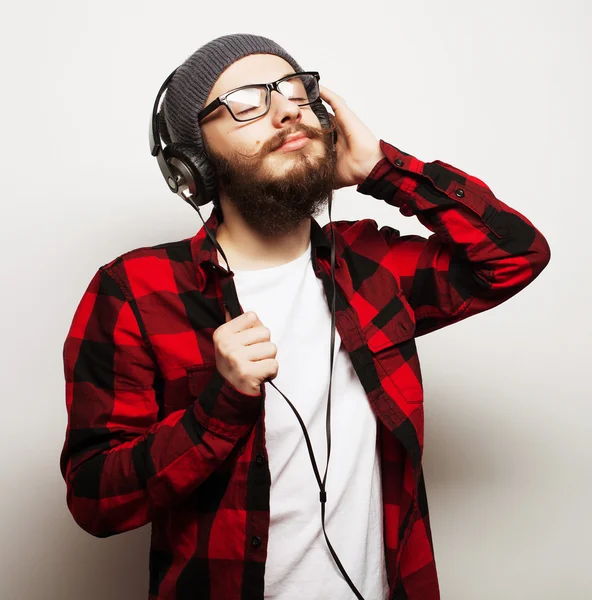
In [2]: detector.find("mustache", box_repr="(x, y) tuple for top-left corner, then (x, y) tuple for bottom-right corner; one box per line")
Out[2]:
(267, 124), (324, 153)
(229, 123), (326, 161)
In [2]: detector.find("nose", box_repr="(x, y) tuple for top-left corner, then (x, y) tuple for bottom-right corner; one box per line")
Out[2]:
(269, 89), (301, 123)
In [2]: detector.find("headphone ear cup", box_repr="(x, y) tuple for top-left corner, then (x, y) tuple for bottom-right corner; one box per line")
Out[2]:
(310, 100), (337, 144)
(162, 143), (218, 207)
(311, 100), (330, 128)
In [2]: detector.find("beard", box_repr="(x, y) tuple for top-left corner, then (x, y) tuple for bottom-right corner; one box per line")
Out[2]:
(204, 122), (338, 238)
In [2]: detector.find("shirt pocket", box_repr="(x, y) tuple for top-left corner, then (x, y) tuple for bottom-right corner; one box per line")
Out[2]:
(162, 362), (218, 415)
(363, 292), (424, 405)
(186, 362), (218, 398)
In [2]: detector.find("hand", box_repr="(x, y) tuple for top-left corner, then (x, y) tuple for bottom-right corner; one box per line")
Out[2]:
(319, 85), (386, 189)
(213, 309), (279, 396)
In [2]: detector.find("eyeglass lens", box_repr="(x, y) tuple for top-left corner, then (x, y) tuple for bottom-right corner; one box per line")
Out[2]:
(226, 74), (319, 121)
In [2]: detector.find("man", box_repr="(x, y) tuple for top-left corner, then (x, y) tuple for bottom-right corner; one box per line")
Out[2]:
(59, 34), (551, 600)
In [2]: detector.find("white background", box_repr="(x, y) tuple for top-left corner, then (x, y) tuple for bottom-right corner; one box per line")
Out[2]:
(2, 1), (590, 598)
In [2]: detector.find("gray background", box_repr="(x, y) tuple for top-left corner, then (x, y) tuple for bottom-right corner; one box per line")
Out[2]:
(1, 0), (590, 598)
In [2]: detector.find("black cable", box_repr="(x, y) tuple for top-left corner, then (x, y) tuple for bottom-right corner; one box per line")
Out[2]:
(192, 197), (366, 599)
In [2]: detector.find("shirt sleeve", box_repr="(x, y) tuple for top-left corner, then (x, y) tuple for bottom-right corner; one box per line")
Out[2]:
(60, 267), (262, 537)
(356, 139), (551, 337)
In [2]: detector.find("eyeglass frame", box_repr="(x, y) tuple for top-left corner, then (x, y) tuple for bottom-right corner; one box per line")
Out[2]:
(197, 71), (321, 124)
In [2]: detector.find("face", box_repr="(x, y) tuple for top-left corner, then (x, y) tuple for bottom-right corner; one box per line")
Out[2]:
(199, 54), (337, 238)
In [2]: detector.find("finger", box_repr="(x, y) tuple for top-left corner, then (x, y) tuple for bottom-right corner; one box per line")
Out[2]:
(319, 85), (345, 111)
(225, 309), (261, 333)
(319, 86), (350, 136)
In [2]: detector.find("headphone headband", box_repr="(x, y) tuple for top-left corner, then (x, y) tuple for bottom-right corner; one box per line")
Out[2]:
(149, 68), (180, 192)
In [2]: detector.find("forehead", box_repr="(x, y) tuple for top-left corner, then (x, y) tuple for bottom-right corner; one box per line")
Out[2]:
(206, 54), (296, 104)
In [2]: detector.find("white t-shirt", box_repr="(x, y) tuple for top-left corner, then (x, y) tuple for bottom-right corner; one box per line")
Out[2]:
(228, 241), (390, 600)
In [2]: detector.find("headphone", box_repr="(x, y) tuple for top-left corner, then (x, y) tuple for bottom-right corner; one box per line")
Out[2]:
(149, 67), (368, 600)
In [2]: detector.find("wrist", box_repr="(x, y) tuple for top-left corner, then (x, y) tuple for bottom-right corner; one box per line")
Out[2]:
(356, 145), (387, 185)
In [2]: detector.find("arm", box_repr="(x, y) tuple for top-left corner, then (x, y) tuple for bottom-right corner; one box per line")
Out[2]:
(356, 140), (551, 336)
(60, 268), (262, 537)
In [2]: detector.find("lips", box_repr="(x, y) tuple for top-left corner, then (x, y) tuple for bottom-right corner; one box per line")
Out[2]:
(284, 132), (307, 144)
(278, 132), (308, 149)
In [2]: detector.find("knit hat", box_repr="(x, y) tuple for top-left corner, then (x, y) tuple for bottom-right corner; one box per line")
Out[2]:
(159, 33), (328, 153)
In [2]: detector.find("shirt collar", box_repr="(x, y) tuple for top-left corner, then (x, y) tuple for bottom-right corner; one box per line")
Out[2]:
(190, 208), (337, 291)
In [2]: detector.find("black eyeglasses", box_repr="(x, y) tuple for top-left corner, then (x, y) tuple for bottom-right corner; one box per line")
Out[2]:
(197, 71), (321, 123)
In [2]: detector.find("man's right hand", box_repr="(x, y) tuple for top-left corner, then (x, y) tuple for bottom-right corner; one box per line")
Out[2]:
(213, 308), (279, 397)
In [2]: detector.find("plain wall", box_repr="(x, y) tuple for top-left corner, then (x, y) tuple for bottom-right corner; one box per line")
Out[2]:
(2, 0), (590, 598)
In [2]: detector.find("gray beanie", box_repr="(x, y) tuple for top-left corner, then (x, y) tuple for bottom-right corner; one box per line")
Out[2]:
(160, 33), (315, 154)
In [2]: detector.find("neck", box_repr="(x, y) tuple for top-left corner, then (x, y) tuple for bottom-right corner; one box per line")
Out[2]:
(214, 203), (311, 271)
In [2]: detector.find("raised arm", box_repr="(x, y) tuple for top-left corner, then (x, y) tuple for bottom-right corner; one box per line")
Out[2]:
(356, 140), (551, 336)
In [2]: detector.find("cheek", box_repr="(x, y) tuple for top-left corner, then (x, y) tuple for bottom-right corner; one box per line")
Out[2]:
(234, 126), (268, 153)
(302, 108), (321, 129)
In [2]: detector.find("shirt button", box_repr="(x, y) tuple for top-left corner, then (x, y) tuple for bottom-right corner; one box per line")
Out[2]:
(394, 158), (404, 167)
(251, 536), (261, 548)
(455, 189), (465, 197)
(255, 454), (265, 466)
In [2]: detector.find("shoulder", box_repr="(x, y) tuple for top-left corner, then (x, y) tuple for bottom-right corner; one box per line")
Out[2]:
(98, 235), (194, 297)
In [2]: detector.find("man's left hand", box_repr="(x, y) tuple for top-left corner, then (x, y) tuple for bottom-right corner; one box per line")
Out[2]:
(319, 85), (386, 190)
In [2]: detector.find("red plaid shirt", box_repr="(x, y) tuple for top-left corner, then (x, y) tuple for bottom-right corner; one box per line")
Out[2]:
(60, 139), (550, 599)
